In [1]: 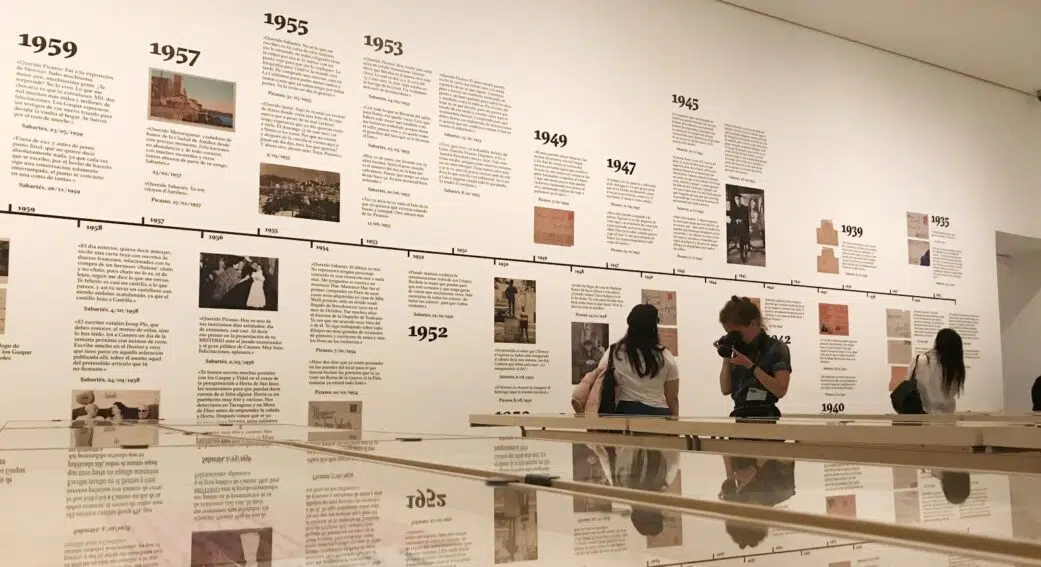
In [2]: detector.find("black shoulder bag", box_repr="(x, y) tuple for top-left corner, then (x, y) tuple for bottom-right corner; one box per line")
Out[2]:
(597, 344), (619, 415)
(890, 354), (925, 415)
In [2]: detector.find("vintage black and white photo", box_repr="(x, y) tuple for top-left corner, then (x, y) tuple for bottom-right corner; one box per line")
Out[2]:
(199, 253), (280, 311)
(0, 238), (9, 284)
(494, 486), (538, 563)
(494, 278), (536, 344)
(571, 322), (608, 384)
(725, 184), (766, 267)
(71, 389), (161, 423)
(571, 444), (612, 513)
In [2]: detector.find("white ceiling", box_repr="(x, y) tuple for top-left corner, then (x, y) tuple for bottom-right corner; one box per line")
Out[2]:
(720, 0), (1041, 95)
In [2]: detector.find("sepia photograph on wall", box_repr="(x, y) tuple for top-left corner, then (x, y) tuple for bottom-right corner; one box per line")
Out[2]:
(149, 68), (235, 131)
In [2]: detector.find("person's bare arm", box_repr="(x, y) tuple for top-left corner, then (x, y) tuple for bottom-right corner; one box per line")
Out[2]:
(754, 368), (790, 399)
(732, 344), (792, 399)
(719, 359), (733, 395)
(665, 380), (679, 416)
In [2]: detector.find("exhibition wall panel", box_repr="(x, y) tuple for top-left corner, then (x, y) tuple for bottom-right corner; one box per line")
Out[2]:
(1, 0), (1039, 428)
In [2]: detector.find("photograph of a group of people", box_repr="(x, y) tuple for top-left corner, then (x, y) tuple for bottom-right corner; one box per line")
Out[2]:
(493, 486), (538, 563)
(191, 527), (273, 567)
(259, 163), (341, 223)
(69, 389), (159, 447)
(71, 389), (160, 423)
(199, 253), (280, 311)
(494, 278), (536, 343)
(725, 184), (766, 267)
(571, 322), (609, 384)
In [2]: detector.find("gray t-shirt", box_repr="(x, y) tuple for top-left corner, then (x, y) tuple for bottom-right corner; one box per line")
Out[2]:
(730, 334), (792, 409)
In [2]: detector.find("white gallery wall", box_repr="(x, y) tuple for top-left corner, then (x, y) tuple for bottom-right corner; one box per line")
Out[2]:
(2, 2), (1039, 566)
(996, 247), (1041, 411)
(1, 0), (1040, 431)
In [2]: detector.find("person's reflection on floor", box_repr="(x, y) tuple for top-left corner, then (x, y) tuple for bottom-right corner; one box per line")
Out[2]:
(582, 445), (680, 536)
(931, 470), (971, 505)
(718, 455), (796, 549)
(725, 521), (768, 550)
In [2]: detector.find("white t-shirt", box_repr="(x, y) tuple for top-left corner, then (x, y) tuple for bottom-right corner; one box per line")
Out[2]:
(592, 446), (680, 489)
(598, 344), (679, 409)
(909, 350), (958, 414)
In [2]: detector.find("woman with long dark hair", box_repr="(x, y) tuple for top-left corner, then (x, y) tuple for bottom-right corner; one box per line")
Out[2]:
(908, 328), (966, 413)
(599, 304), (679, 416)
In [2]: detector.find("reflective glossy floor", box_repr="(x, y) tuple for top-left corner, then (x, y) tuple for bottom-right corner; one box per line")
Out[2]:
(0, 421), (1038, 566)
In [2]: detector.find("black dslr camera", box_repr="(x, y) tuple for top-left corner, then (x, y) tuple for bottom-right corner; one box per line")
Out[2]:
(716, 331), (743, 358)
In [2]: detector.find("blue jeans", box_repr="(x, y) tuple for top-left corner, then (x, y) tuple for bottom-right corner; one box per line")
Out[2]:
(615, 400), (671, 416)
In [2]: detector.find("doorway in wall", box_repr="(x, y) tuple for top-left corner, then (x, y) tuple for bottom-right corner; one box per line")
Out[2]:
(994, 231), (1041, 412)
(996, 232), (1041, 543)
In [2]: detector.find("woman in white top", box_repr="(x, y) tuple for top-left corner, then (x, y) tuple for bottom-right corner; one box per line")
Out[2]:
(908, 328), (966, 414)
(598, 304), (680, 416)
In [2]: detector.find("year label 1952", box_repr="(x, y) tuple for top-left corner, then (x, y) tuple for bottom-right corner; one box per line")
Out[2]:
(408, 326), (447, 342)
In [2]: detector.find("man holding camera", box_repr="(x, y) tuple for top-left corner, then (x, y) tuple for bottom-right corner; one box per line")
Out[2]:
(714, 296), (793, 418)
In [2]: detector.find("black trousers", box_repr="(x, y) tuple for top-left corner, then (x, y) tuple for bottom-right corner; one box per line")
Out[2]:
(615, 400), (671, 416)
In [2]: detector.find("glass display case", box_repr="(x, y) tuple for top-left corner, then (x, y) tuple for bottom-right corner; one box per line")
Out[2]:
(0, 420), (1038, 565)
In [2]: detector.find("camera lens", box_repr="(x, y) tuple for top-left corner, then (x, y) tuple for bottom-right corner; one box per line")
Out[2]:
(716, 334), (733, 358)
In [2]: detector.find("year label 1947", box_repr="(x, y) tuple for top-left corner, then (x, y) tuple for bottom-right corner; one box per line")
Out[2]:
(607, 158), (636, 175)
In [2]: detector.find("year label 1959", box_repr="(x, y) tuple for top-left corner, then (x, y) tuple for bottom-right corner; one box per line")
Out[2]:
(18, 34), (77, 58)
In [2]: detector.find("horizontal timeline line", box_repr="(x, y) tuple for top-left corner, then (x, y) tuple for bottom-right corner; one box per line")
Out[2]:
(0, 205), (955, 303)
